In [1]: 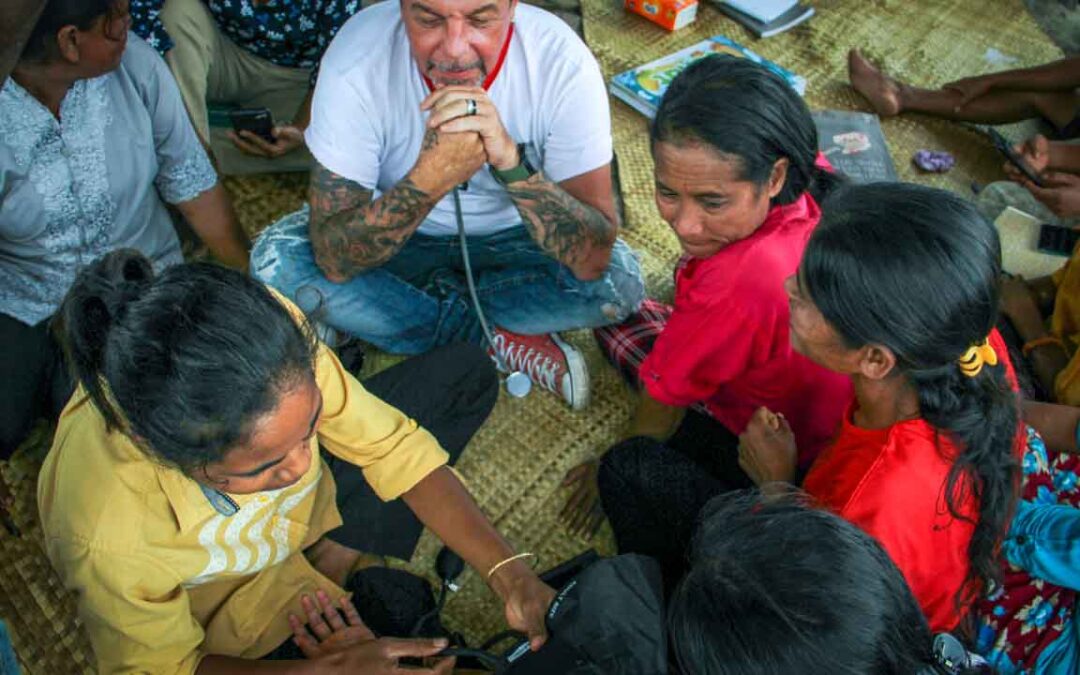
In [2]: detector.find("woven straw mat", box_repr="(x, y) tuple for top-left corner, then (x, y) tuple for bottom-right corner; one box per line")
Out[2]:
(586, 0), (1064, 297)
(0, 0), (1065, 670)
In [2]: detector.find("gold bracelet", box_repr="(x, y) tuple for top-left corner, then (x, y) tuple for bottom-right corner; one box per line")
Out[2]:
(486, 552), (537, 581)
(1022, 335), (1066, 356)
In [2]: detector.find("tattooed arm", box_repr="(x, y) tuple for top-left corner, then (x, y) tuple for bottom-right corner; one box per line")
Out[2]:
(308, 130), (485, 282)
(504, 163), (618, 281)
(308, 164), (436, 282)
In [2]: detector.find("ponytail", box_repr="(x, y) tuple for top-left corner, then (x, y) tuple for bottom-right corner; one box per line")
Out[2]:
(55, 249), (153, 431)
(803, 183), (1019, 616)
(55, 249), (319, 474)
(911, 364), (1018, 609)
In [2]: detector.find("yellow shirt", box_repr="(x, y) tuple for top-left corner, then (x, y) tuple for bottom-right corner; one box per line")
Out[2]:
(37, 298), (449, 674)
(1051, 258), (1080, 405)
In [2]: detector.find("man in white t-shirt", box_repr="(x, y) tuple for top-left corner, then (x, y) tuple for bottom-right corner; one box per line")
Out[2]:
(251, 0), (644, 410)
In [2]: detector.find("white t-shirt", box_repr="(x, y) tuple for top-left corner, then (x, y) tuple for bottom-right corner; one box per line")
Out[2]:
(306, 1), (613, 237)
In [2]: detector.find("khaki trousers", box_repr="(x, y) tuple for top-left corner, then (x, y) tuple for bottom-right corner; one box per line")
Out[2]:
(160, 0), (314, 175)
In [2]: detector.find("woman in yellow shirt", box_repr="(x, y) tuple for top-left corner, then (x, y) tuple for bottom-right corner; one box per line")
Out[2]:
(39, 249), (554, 674)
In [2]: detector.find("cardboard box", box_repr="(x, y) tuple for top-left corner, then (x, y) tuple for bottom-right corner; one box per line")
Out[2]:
(625, 0), (698, 31)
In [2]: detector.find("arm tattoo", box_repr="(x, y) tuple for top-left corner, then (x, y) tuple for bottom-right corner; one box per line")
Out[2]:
(505, 173), (617, 273)
(308, 162), (438, 281)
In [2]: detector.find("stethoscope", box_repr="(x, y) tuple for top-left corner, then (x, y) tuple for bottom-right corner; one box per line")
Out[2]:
(452, 185), (531, 398)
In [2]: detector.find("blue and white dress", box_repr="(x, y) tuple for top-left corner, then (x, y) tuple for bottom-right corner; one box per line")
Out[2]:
(0, 32), (216, 327)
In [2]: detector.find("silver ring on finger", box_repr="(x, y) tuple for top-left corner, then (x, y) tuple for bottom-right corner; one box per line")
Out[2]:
(465, 98), (478, 116)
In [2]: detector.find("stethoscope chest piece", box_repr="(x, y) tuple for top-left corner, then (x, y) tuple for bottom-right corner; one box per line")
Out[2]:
(505, 370), (532, 398)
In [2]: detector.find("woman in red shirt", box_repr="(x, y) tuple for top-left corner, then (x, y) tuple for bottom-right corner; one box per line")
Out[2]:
(739, 183), (1020, 633)
(563, 56), (852, 548)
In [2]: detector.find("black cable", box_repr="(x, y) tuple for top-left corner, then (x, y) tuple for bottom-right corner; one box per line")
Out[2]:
(437, 647), (510, 673)
(409, 581), (450, 637)
(479, 629), (527, 652)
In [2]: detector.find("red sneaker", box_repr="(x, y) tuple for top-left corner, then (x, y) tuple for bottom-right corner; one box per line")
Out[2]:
(489, 329), (590, 410)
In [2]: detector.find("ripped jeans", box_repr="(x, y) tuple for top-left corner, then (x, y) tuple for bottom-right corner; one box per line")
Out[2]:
(251, 206), (646, 354)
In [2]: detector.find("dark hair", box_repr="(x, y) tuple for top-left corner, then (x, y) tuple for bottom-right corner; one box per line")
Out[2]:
(20, 0), (122, 63)
(651, 55), (843, 206)
(802, 183), (1019, 613)
(669, 490), (934, 674)
(56, 249), (319, 476)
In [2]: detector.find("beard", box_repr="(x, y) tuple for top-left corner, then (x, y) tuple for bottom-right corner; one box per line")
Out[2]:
(427, 59), (486, 87)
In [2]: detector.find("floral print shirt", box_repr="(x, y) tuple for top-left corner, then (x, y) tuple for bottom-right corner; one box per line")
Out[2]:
(131, 0), (361, 70)
(0, 33), (215, 325)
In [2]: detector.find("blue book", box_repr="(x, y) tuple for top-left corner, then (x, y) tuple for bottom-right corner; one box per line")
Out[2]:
(609, 35), (807, 118)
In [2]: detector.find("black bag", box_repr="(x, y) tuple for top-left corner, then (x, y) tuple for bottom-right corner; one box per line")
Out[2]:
(504, 553), (667, 674)
(305, 550), (667, 673)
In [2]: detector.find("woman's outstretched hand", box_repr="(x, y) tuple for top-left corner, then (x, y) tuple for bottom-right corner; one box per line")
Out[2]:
(288, 590), (454, 673)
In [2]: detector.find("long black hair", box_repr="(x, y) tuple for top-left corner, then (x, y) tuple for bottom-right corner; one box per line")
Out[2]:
(20, 0), (123, 63)
(651, 55), (843, 206)
(668, 490), (935, 674)
(56, 249), (319, 476)
(801, 182), (1019, 613)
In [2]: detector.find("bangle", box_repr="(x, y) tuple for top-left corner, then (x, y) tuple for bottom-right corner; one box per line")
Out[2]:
(1022, 335), (1066, 356)
(486, 552), (537, 581)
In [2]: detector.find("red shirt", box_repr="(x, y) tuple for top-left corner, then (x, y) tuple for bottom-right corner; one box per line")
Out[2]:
(640, 190), (852, 467)
(803, 330), (1019, 631)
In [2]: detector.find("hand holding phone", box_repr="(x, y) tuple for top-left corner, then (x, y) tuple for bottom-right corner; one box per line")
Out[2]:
(986, 127), (1046, 187)
(227, 107), (306, 158)
(228, 107), (275, 144)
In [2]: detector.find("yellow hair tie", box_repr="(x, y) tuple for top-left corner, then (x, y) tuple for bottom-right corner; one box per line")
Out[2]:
(957, 338), (998, 378)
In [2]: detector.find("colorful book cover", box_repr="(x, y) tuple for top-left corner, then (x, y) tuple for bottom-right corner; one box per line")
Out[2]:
(609, 35), (807, 118)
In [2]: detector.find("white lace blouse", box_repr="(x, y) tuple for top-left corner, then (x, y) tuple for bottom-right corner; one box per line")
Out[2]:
(0, 33), (216, 326)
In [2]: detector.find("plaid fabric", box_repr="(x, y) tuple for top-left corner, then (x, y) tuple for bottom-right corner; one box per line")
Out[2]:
(974, 426), (1079, 672)
(594, 256), (692, 387)
(594, 298), (672, 388)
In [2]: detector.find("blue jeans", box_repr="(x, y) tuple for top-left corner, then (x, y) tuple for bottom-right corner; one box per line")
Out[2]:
(251, 206), (646, 354)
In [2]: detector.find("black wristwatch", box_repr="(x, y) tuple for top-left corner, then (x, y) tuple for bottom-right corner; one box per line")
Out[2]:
(490, 143), (538, 185)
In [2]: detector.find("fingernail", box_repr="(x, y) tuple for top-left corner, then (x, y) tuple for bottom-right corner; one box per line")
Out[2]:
(435, 638), (449, 648)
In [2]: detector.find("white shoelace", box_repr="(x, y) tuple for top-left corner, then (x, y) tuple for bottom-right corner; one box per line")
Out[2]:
(492, 335), (562, 392)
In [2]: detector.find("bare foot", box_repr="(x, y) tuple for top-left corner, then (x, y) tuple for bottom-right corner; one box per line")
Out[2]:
(848, 49), (903, 117)
(305, 537), (385, 587)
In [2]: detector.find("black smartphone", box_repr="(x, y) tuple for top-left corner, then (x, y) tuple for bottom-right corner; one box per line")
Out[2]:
(986, 127), (1045, 187)
(228, 107), (275, 144)
(1037, 223), (1079, 257)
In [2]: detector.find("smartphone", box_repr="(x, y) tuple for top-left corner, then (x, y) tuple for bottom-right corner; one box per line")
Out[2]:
(228, 107), (275, 144)
(985, 127), (1045, 187)
(1037, 223), (1079, 257)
